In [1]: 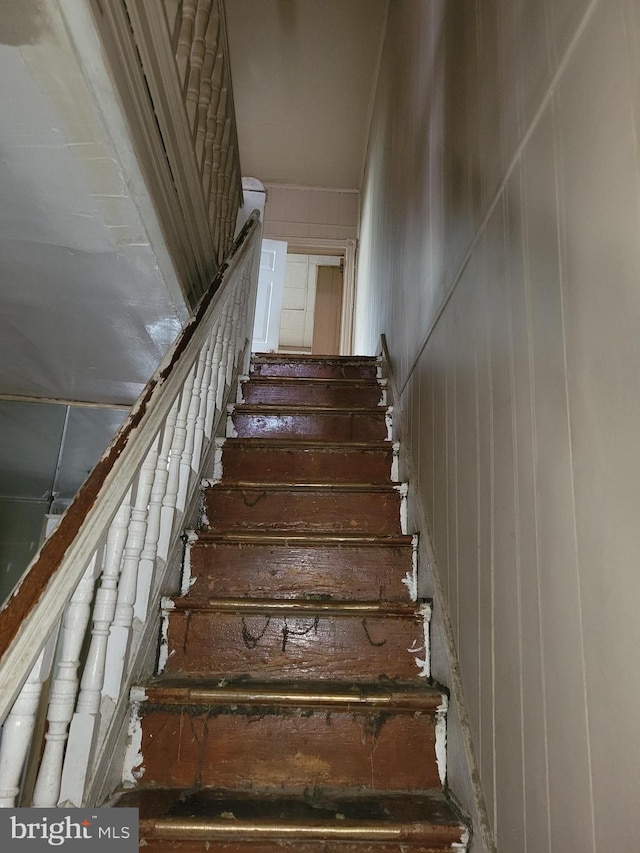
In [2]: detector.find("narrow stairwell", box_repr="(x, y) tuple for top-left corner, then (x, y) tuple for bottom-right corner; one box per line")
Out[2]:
(114, 354), (468, 851)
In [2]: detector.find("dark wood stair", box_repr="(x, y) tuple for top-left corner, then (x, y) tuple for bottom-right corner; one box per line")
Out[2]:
(115, 353), (468, 850)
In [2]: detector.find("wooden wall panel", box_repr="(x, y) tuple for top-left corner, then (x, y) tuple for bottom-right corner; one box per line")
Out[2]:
(355, 0), (640, 849)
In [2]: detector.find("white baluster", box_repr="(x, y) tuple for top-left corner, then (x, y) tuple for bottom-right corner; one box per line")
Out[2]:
(103, 441), (158, 701)
(177, 346), (208, 511)
(215, 297), (233, 409)
(233, 268), (251, 370)
(185, 0), (213, 134)
(0, 633), (58, 807)
(157, 370), (195, 561)
(175, 0), (197, 85)
(192, 334), (215, 473)
(134, 424), (173, 621)
(137, 404), (178, 597)
(56, 495), (132, 807)
(225, 281), (243, 385)
(205, 316), (225, 439)
(31, 551), (103, 807)
(203, 59), (224, 197)
(195, 10), (221, 167)
(236, 283), (250, 371)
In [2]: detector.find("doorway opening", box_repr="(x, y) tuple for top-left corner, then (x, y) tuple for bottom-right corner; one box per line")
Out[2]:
(251, 237), (357, 357)
(279, 253), (343, 355)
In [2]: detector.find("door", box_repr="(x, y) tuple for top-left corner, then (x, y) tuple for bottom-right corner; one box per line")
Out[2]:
(312, 265), (343, 355)
(251, 239), (288, 353)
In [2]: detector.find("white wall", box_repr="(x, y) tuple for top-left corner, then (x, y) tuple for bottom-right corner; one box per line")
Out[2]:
(355, 1), (640, 850)
(263, 185), (359, 242)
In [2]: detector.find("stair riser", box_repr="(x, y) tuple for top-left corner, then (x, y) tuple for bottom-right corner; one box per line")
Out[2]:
(218, 444), (394, 484)
(230, 411), (388, 441)
(162, 611), (428, 682)
(136, 707), (440, 791)
(240, 382), (384, 407)
(202, 489), (402, 535)
(186, 542), (415, 602)
(250, 361), (379, 380)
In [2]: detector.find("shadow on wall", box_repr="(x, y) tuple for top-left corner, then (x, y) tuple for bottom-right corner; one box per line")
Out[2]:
(0, 400), (126, 604)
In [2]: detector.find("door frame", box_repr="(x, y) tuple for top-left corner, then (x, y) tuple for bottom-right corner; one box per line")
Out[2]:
(284, 237), (357, 356)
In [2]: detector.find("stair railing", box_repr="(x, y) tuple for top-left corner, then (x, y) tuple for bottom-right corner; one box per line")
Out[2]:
(0, 211), (261, 809)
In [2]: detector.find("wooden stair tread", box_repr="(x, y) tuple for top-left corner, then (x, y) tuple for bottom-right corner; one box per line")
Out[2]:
(114, 788), (465, 845)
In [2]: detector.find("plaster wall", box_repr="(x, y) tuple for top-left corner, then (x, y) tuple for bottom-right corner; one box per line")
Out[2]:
(263, 184), (359, 242)
(355, 1), (640, 850)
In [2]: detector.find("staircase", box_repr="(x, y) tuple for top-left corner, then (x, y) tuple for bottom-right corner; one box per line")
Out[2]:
(114, 353), (468, 851)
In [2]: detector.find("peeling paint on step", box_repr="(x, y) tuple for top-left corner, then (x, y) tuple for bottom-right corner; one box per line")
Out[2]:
(391, 441), (400, 482)
(384, 406), (393, 441)
(402, 535), (419, 601)
(180, 530), (198, 595)
(453, 826), (471, 851)
(393, 482), (408, 534)
(226, 405), (238, 438)
(237, 377), (249, 404)
(377, 378), (388, 407)
(129, 686), (147, 704)
(158, 597), (176, 672)
(408, 601), (432, 678)
(435, 694), (448, 786)
(201, 437), (226, 484)
(122, 702), (144, 785)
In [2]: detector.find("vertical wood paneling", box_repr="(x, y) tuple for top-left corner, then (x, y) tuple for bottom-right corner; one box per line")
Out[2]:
(505, 164), (552, 848)
(446, 311), (459, 643)
(355, 0), (640, 849)
(523, 109), (594, 852)
(485, 199), (526, 849)
(474, 231), (495, 831)
(555, 4), (640, 847)
(453, 264), (481, 752)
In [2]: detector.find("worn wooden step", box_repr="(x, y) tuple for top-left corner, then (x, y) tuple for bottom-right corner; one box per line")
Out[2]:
(250, 354), (380, 380)
(129, 684), (445, 792)
(214, 439), (398, 485)
(185, 534), (416, 602)
(160, 598), (431, 683)
(240, 376), (385, 407)
(114, 788), (467, 852)
(202, 483), (405, 535)
(228, 404), (390, 441)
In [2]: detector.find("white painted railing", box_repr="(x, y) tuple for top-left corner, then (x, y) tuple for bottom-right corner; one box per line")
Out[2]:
(0, 211), (261, 808)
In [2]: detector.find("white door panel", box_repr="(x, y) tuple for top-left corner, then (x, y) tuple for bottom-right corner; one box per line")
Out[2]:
(251, 239), (287, 353)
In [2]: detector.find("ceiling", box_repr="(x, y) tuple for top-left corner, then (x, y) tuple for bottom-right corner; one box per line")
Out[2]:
(224, 0), (388, 190)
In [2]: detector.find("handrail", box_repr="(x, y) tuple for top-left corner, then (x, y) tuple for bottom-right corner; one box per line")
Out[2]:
(0, 210), (261, 807)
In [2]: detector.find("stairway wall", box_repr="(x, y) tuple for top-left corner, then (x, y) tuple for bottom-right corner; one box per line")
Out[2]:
(355, 1), (640, 851)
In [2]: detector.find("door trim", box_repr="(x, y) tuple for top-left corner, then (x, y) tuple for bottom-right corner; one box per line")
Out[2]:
(284, 237), (357, 356)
